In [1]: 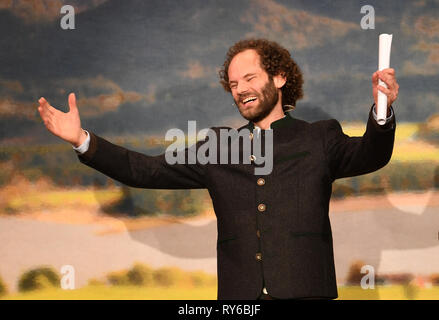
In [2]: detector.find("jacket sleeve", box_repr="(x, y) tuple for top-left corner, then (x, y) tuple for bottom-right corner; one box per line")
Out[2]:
(77, 131), (208, 189)
(324, 104), (396, 181)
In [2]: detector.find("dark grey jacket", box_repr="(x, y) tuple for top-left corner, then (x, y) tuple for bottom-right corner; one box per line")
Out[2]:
(77, 105), (395, 299)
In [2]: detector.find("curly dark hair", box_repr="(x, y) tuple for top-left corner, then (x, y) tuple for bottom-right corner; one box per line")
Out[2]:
(219, 39), (304, 110)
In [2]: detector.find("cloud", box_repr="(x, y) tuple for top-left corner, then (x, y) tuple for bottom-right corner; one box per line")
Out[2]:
(402, 60), (439, 76)
(402, 41), (439, 76)
(306, 68), (370, 83)
(179, 60), (218, 80)
(401, 13), (439, 76)
(413, 0), (427, 7)
(0, 97), (35, 118)
(0, 0), (108, 24)
(0, 78), (24, 94)
(241, 0), (358, 51)
(58, 76), (146, 116)
(0, 78), (30, 118)
(413, 14), (439, 39)
(0, 75), (151, 118)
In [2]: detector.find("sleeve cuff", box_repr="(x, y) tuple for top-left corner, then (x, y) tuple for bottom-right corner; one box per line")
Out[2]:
(72, 130), (90, 154)
(372, 104), (394, 124)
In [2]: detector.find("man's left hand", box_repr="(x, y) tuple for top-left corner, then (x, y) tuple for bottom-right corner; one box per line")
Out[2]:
(372, 68), (399, 115)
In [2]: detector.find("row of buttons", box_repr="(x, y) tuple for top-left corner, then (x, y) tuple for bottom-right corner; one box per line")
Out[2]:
(256, 176), (265, 261)
(252, 131), (268, 296)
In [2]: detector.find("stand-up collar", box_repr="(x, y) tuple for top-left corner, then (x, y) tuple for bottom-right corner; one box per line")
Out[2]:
(246, 111), (295, 131)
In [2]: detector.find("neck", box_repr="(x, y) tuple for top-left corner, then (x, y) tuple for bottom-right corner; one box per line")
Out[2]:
(253, 101), (284, 130)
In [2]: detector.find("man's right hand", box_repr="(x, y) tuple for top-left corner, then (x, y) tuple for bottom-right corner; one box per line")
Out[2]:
(37, 92), (87, 147)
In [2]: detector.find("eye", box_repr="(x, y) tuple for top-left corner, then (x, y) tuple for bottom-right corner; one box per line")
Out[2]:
(247, 76), (255, 82)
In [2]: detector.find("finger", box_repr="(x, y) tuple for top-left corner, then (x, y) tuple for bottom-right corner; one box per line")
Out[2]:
(378, 73), (396, 89)
(47, 104), (58, 115)
(372, 71), (379, 85)
(38, 97), (55, 115)
(37, 106), (45, 120)
(381, 68), (395, 75)
(38, 103), (50, 120)
(377, 85), (391, 95)
(38, 97), (47, 106)
(40, 111), (53, 125)
(42, 116), (52, 130)
(378, 86), (397, 104)
(68, 92), (78, 113)
(379, 69), (397, 84)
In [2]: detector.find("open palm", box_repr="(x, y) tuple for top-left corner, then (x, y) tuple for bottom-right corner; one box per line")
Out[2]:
(38, 93), (86, 147)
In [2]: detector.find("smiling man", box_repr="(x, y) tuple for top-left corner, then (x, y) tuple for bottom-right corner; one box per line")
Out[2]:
(38, 38), (398, 300)
(221, 39), (304, 129)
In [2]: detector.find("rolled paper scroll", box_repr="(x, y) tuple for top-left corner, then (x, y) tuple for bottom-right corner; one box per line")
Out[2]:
(377, 33), (393, 125)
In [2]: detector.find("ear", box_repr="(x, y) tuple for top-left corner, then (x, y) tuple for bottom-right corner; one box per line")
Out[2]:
(273, 72), (287, 89)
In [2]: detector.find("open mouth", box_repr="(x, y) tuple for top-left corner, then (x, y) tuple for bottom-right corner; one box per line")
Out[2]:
(241, 96), (258, 106)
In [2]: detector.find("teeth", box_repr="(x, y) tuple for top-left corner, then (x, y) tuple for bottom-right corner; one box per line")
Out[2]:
(243, 97), (257, 103)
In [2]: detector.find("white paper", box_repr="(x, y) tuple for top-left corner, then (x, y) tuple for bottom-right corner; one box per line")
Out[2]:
(377, 33), (393, 125)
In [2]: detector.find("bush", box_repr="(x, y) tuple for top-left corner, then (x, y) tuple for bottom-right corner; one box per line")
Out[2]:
(104, 264), (215, 288)
(345, 261), (366, 286)
(18, 266), (60, 292)
(430, 273), (439, 285)
(331, 183), (355, 199)
(0, 275), (8, 296)
(106, 270), (130, 286)
(127, 263), (154, 286)
(188, 271), (216, 287)
(102, 188), (208, 217)
(153, 267), (186, 287)
(87, 278), (106, 286)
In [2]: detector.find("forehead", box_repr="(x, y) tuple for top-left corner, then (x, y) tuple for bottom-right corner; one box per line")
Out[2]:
(228, 49), (264, 81)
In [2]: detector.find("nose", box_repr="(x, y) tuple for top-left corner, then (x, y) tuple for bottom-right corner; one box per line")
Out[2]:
(236, 80), (249, 95)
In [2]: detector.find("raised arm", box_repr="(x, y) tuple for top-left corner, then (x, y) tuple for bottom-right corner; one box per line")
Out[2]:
(323, 106), (395, 181)
(37, 93), (208, 189)
(323, 68), (399, 181)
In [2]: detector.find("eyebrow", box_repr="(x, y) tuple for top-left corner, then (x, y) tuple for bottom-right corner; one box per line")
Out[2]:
(229, 73), (257, 85)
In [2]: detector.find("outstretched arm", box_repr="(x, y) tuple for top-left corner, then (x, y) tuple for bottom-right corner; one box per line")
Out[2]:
(37, 93), (208, 189)
(76, 131), (208, 189)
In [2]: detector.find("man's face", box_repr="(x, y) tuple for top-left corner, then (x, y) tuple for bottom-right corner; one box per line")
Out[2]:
(228, 49), (279, 123)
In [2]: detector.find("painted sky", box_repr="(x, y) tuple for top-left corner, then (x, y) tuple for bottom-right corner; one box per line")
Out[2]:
(0, 0), (438, 142)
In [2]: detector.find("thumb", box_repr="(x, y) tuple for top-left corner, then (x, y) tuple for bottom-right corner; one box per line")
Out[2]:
(68, 92), (78, 113)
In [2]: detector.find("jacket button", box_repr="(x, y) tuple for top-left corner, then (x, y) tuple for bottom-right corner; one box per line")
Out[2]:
(257, 178), (265, 186)
(255, 253), (262, 261)
(257, 203), (266, 212)
(249, 155), (256, 162)
(256, 230), (261, 238)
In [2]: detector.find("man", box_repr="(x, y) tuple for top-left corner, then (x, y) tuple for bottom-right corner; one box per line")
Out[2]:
(37, 39), (398, 300)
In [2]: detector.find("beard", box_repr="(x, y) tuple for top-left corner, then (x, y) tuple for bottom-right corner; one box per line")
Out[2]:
(234, 77), (279, 123)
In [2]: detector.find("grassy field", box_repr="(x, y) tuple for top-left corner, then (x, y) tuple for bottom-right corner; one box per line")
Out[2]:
(2, 285), (439, 300)
(342, 122), (439, 162)
(1, 285), (218, 300)
(341, 122), (419, 141)
(5, 188), (122, 213)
